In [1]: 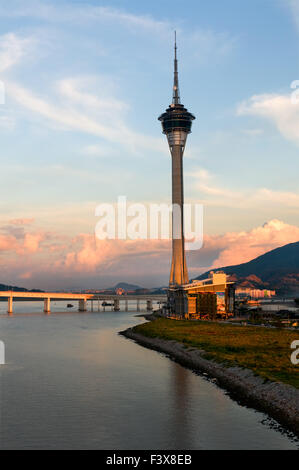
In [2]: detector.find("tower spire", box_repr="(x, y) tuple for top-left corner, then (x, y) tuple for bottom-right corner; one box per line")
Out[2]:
(173, 31), (180, 105)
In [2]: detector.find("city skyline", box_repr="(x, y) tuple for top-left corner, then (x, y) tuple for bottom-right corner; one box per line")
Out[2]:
(0, 0), (299, 289)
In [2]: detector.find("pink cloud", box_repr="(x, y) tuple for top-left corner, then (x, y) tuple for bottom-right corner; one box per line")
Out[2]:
(0, 218), (298, 289)
(53, 219), (299, 282)
(59, 234), (171, 272)
(0, 229), (46, 255)
(9, 218), (35, 225)
(19, 271), (32, 279)
(23, 232), (45, 253)
(0, 234), (19, 252)
(205, 219), (299, 269)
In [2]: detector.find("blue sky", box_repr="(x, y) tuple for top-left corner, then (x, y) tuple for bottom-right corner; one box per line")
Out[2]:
(0, 0), (299, 289)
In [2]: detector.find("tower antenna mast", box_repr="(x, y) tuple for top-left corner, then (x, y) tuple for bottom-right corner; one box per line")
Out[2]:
(173, 31), (180, 105)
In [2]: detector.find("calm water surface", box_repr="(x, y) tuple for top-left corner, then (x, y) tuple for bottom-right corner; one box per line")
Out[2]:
(0, 302), (297, 450)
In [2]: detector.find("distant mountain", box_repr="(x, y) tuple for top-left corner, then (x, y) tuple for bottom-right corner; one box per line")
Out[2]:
(0, 283), (44, 293)
(109, 282), (143, 292)
(106, 283), (167, 295)
(195, 241), (299, 296)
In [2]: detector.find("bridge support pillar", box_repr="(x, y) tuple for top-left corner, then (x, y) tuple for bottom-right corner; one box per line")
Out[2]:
(125, 299), (128, 312)
(147, 300), (153, 312)
(137, 299), (140, 312)
(44, 298), (51, 314)
(8, 296), (13, 315)
(79, 299), (87, 312)
(114, 299), (120, 312)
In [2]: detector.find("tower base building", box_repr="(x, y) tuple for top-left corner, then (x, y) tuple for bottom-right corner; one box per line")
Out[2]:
(167, 272), (235, 320)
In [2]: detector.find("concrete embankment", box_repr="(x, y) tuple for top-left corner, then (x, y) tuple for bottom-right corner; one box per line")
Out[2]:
(120, 326), (299, 438)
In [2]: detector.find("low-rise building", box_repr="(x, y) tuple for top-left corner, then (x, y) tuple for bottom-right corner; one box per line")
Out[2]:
(167, 272), (235, 320)
(235, 288), (276, 299)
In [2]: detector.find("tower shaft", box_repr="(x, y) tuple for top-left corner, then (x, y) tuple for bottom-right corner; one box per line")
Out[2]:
(170, 145), (189, 286)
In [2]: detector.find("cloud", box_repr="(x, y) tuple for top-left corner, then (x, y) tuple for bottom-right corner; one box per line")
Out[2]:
(0, 234), (19, 253)
(0, 1), (236, 61)
(0, 219), (50, 256)
(57, 78), (128, 113)
(237, 92), (299, 145)
(188, 29), (236, 62)
(205, 219), (299, 269)
(190, 168), (243, 201)
(9, 218), (35, 225)
(0, 33), (34, 135)
(7, 81), (121, 139)
(0, 1), (228, 42)
(0, 215), (298, 289)
(0, 33), (34, 73)
(0, 114), (15, 131)
(0, 1), (173, 35)
(0, 5), (235, 153)
(59, 235), (171, 273)
(255, 188), (299, 208)
(0, 231), (45, 255)
(242, 128), (264, 137)
(6, 79), (164, 155)
(82, 6), (172, 36)
(286, 0), (299, 30)
(0, 30), (164, 155)
(19, 271), (32, 279)
(189, 167), (299, 209)
(23, 232), (44, 253)
(82, 144), (116, 158)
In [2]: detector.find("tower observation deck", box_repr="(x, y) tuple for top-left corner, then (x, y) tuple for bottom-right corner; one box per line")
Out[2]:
(158, 33), (196, 287)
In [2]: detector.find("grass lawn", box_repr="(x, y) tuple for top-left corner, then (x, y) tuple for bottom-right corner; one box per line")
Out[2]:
(133, 318), (299, 388)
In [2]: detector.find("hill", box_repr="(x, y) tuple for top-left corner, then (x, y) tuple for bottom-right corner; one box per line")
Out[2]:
(196, 241), (299, 296)
(109, 282), (143, 292)
(0, 283), (44, 293)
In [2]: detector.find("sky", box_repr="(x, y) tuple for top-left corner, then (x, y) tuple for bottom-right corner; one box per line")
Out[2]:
(0, 0), (299, 290)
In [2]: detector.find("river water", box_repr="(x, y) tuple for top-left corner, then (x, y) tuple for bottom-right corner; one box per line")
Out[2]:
(0, 302), (297, 450)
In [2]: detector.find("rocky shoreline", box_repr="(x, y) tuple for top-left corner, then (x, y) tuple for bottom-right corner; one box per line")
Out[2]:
(120, 326), (299, 438)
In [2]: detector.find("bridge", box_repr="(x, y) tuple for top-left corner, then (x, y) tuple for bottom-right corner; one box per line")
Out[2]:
(0, 291), (167, 314)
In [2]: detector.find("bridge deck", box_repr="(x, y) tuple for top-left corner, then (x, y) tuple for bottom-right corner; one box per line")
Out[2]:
(0, 291), (166, 301)
(0, 291), (167, 314)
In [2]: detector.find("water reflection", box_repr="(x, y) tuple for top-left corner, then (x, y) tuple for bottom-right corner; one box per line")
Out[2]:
(0, 306), (297, 450)
(170, 363), (191, 449)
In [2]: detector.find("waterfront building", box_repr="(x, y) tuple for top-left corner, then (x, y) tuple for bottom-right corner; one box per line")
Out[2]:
(167, 272), (235, 320)
(235, 288), (276, 299)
